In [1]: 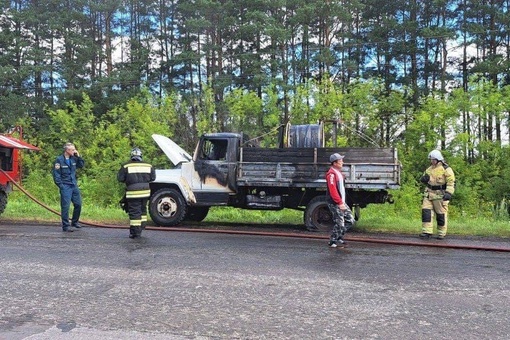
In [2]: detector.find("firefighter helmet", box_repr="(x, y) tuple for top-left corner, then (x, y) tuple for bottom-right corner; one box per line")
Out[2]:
(131, 147), (142, 161)
(428, 149), (444, 162)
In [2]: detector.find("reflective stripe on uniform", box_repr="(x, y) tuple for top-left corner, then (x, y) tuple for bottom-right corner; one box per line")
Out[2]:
(126, 189), (150, 198)
(125, 163), (153, 174)
(130, 218), (143, 226)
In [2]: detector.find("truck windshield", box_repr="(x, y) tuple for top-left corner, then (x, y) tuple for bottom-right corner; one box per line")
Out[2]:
(201, 139), (227, 161)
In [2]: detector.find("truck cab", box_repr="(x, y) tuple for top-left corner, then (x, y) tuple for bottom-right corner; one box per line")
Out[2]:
(193, 133), (240, 195)
(0, 127), (40, 215)
(149, 133), (241, 226)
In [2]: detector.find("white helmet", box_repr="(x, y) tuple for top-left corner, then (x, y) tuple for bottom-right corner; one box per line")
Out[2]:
(428, 150), (444, 162)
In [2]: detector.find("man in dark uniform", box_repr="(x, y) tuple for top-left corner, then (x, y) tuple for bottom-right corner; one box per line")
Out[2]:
(52, 142), (85, 232)
(117, 147), (156, 238)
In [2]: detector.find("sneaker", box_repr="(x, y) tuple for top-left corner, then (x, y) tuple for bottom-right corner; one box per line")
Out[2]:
(419, 233), (431, 238)
(337, 239), (345, 245)
(72, 224), (82, 229)
(436, 235), (445, 240)
(129, 234), (136, 239)
(329, 241), (337, 248)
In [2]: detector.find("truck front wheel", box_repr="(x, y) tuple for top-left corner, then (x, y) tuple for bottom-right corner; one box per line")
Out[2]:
(149, 188), (187, 227)
(304, 196), (333, 232)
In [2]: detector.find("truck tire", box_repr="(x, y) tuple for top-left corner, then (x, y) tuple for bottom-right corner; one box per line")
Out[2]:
(149, 188), (187, 227)
(0, 191), (7, 216)
(184, 206), (210, 222)
(304, 195), (333, 232)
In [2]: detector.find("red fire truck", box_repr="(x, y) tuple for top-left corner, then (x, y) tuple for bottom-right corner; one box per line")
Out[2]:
(0, 127), (40, 215)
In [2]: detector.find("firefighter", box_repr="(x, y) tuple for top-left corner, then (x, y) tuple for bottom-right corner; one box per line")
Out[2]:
(52, 142), (85, 232)
(420, 149), (455, 239)
(326, 153), (354, 248)
(117, 147), (156, 238)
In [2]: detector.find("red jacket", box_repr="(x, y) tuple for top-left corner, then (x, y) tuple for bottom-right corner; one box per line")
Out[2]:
(326, 167), (345, 205)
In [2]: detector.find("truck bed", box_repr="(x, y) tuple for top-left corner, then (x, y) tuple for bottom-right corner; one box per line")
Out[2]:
(237, 147), (401, 190)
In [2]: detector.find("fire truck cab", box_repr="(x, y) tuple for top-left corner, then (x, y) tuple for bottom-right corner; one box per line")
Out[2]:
(0, 127), (39, 215)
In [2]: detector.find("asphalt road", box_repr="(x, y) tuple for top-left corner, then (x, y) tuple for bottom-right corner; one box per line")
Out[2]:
(0, 223), (509, 340)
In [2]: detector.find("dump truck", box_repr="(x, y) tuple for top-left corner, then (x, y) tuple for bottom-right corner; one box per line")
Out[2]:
(0, 127), (40, 215)
(149, 123), (401, 231)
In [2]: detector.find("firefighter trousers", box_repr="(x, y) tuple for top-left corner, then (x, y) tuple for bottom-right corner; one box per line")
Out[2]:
(127, 197), (148, 237)
(422, 197), (449, 236)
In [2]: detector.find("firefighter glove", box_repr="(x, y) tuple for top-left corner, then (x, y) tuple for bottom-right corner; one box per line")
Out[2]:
(119, 195), (129, 213)
(442, 192), (452, 201)
(420, 174), (430, 184)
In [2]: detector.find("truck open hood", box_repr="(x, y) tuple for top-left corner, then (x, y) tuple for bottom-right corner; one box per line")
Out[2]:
(0, 135), (40, 150)
(152, 134), (192, 166)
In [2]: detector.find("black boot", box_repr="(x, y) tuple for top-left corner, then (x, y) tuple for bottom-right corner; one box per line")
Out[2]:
(135, 226), (143, 238)
(129, 226), (136, 238)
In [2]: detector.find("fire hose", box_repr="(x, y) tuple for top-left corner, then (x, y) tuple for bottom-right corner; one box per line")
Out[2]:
(1, 168), (112, 229)
(1, 168), (509, 252)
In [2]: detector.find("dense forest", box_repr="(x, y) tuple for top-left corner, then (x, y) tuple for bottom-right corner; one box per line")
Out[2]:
(1, 0), (510, 220)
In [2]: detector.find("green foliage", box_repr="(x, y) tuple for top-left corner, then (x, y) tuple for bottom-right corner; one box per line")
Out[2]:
(206, 207), (303, 225)
(78, 173), (123, 207)
(93, 90), (176, 170)
(261, 84), (284, 147)
(224, 88), (263, 136)
(19, 90), (177, 207)
(386, 185), (422, 221)
(476, 146), (510, 218)
(2, 0), (510, 234)
(5, 73), (510, 231)
(3, 195), (127, 225)
(288, 80), (316, 123)
(196, 85), (218, 135)
(44, 93), (96, 149)
(20, 169), (60, 205)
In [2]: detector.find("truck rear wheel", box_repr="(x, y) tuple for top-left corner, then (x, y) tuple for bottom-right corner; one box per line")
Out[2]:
(184, 206), (210, 222)
(304, 195), (333, 232)
(0, 190), (7, 216)
(149, 188), (187, 227)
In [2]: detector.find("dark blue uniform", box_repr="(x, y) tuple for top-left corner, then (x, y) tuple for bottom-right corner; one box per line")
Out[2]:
(52, 154), (85, 230)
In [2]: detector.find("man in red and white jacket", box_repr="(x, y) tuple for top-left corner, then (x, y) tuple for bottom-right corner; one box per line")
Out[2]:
(326, 153), (354, 248)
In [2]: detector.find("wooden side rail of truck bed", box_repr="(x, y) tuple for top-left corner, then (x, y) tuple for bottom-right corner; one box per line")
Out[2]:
(236, 147), (401, 190)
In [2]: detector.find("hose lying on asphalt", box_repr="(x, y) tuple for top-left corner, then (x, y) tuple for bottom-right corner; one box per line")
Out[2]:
(2, 168), (509, 252)
(1, 168), (109, 228)
(147, 226), (510, 252)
